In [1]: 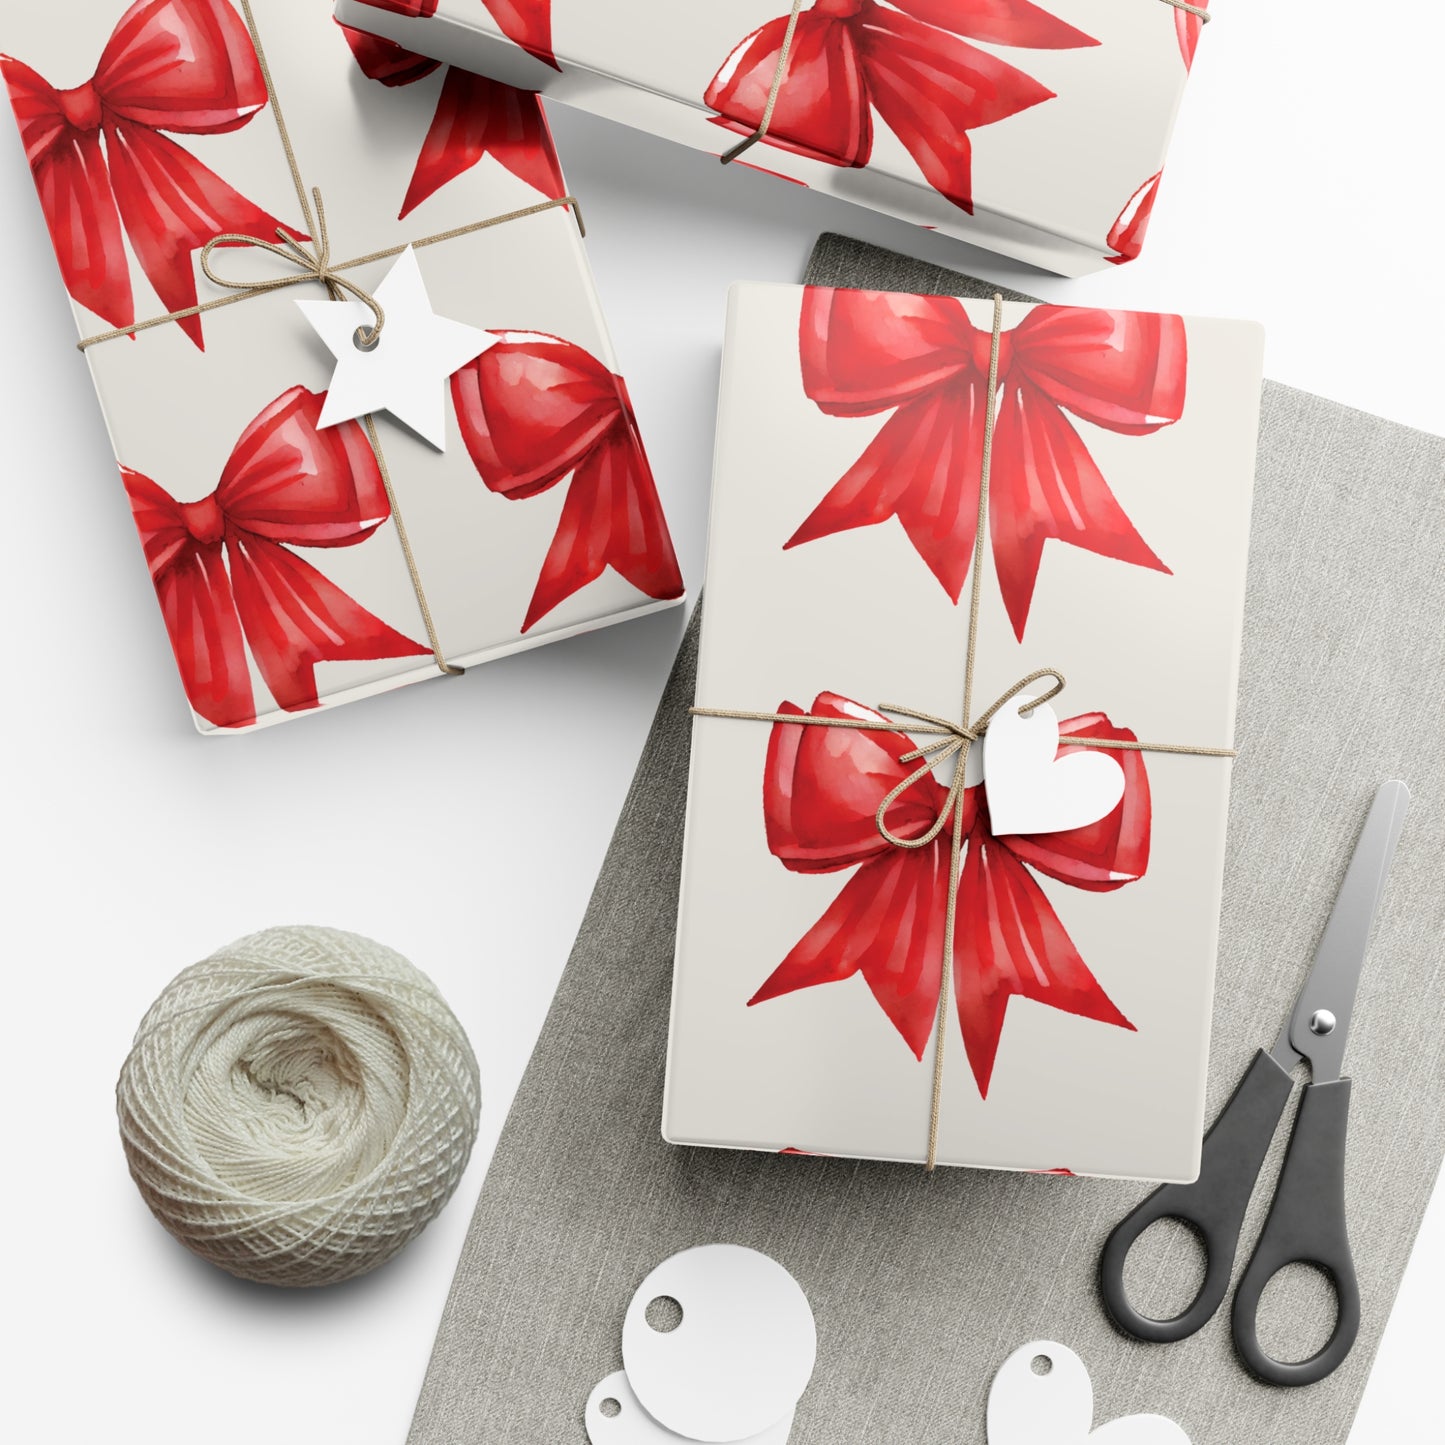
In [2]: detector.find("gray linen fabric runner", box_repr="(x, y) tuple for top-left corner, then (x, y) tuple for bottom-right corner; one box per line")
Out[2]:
(409, 235), (1445, 1445)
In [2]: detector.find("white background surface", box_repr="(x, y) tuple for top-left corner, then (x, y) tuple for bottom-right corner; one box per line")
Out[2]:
(1, 4), (1440, 1442)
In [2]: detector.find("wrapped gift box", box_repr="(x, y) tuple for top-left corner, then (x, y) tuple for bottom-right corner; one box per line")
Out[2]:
(3, 0), (683, 732)
(666, 283), (1264, 1180)
(333, 0), (1210, 275)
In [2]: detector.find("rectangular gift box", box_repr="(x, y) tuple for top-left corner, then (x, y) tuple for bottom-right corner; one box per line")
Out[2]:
(332, 0), (1209, 275)
(665, 282), (1264, 1181)
(3, 0), (684, 732)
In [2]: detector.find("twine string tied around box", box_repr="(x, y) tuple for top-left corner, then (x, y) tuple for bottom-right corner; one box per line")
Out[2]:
(690, 294), (1236, 1170)
(77, 0), (587, 679)
(720, 0), (1213, 165)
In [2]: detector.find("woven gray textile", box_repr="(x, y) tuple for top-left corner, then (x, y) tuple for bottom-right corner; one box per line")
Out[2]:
(410, 234), (1445, 1445)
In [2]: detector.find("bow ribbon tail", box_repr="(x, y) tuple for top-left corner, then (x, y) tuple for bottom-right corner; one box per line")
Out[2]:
(401, 69), (565, 221)
(521, 416), (683, 631)
(226, 532), (432, 714)
(482, 0), (560, 70)
(160, 534), (258, 728)
(889, 0), (1098, 49)
(751, 845), (953, 1063)
(855, 7), (1056, 216)
(1175, 0), (1211, 67)
(951, 833), (1135, 1101)
(787, 386), (989, 603)
(988, 379), (1171, 640)
(105, 118), (306, 350)
(123, 465), (259, 727)
(1, 56), (135, 332)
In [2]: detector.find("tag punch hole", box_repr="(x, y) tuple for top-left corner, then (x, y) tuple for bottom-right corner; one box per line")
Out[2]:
(646, 1296), (683, 1333)
(353, 325), (381, 353)
(1030, 1353), (1052, 1376)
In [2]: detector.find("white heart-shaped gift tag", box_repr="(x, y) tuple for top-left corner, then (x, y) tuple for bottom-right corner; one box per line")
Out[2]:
(987, 1341), (1189, 1445)
(983, 695), (1124, 836)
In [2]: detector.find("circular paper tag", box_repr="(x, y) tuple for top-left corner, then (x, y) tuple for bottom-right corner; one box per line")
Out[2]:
(621, 1245), (816, 1443)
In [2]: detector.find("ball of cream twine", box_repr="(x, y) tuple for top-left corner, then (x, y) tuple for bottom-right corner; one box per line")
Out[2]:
(116, 926), (481, 1288)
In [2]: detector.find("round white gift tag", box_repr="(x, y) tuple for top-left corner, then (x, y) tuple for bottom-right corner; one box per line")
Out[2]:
(621, 1244), (816, 1443)
(584, 1371), (794, 1444)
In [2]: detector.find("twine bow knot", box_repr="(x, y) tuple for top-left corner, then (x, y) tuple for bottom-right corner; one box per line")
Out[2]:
(873, 669), (1065, 849)
(201, 186), (386, 349)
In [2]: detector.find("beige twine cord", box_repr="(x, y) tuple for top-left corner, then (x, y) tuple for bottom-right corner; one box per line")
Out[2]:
(77, 0), (586, 678)
(691, 295), (1234, 1169)
(115, 925), (481, 1288)
(720, 0), (1212, 164)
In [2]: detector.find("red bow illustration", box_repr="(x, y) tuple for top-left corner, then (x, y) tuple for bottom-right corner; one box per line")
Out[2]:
(1106, 170), (1162, 265)
(339, 21), (564, 219)
(355, 0), (558, 71)
(452, 332), (683, 631)
(705, 0), (1095, 213)
(755, 692), (1147, 1096)
(793, 288), (1187, 639)
(2, 0), (298, 349)
(123, 386), (427, 729)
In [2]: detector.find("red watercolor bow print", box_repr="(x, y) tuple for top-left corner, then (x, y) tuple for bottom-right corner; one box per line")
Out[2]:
(355, 0), (558, 70)
(1, 0), (298, 349)
(123, 387), (427, 729)
(339, 21), (564, 219)
(756, 692), (1147, 1096)
(451, 332), (683, 631)
(705, 0), (1095, 214)
(794, 288), (1187, 639)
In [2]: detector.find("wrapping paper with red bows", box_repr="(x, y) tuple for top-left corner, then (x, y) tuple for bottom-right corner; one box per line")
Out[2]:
(335, 0), (1207, 276)
(665, 283), (1264, 1179)
(3, 0), (681, 731)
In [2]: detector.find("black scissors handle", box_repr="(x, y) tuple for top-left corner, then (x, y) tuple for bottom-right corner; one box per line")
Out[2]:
(1100, 1049), (1293, 1344)
(1232, 1076), (1360, 1386)
(1101, 1048), (1361, 1387)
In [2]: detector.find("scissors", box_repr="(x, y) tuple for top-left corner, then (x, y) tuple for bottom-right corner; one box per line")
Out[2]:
(1099, 779), (1411, 1387)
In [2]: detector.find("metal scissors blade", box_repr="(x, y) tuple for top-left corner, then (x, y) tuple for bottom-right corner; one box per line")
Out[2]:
(1271, 779), (1411, 1081)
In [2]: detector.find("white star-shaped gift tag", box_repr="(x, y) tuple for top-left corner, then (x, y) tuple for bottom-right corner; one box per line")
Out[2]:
(297, 246), (493, 450)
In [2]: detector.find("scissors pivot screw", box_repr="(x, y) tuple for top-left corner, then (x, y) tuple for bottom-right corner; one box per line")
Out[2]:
(1308, 1009), (1337, 1036)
